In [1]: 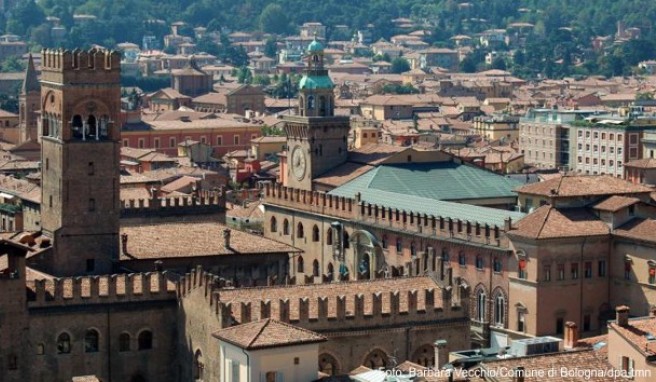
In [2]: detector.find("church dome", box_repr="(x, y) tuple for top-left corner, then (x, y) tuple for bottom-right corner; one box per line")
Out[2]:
(307, 38), (324, 53)
(299, 75), (334, 90)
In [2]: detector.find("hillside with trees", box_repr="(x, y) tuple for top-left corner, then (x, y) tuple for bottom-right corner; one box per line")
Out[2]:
(4, 0), (656, 78)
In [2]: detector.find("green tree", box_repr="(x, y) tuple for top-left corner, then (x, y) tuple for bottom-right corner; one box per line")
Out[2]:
(390, 57), (410, 74)
(259, 4), (289, 35)
(264, 38), (278, 58)
(491, 56), (507, 70)
(237, 67), (253, 84)
(1, 56), (25, 73)
(6, 0), (45, 37)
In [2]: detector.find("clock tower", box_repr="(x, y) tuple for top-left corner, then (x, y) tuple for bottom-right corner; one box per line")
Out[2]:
(283, 37), (350, 191)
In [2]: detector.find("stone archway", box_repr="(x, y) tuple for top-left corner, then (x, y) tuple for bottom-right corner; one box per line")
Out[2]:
(349, 230), (385, 280)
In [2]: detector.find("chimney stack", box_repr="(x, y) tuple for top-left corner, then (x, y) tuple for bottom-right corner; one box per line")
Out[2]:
(563, 321), (579, 350)
(513, 367), (525, 382)
(223, 228), (231, 248)
(433, 340), (448, 369)
(616, 305), (630, 327)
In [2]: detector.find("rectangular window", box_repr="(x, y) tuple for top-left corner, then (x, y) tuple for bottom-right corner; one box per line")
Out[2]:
(571, 263), (579, 280)
(625, 261), (632, 280)
(584, 262), (592, 278)
(122, 139), (129, 147)
(169, 137), (176, 148)
(557, 264), (565, 280)
(200, 136), (207, 144)
(251, 134), (257, 141)
(556, 317), (564, 335)
(86, 259), (95, 272)
(649, 267), (656, 284)
(598, 260), (606, 277)
(138, 138), (145, 149)
(88, 162), (94, 176)
(217, 136), (223, 146)
(88, 198), (96, 212)
(154, 138), (160, 149)
(543, 265), (551, 281)
(517, 311), (525, 332)
(234, 135), (240, 145)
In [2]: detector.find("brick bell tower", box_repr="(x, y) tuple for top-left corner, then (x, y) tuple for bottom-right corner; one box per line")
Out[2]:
(40, 49), (121, 276)
(283, 36), (350, 191)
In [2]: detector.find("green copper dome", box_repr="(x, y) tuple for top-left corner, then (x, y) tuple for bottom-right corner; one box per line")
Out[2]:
(307, 38), (324, 53)
(299, 75), (334, 90)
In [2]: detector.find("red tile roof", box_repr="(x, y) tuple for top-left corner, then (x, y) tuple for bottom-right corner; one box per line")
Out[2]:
(614, 218), (656, 244)
(516, 175), (652, 198)
(609, 316), (656, 357)
(510, 205), (609, 239)
(592, 196), (640, 212)
(213, 319), (326, 350)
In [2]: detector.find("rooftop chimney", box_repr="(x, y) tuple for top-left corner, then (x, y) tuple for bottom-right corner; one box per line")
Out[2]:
(563, 321), (579, 350)
(223, 228), (231, 248)
(616, 305), (630, 327)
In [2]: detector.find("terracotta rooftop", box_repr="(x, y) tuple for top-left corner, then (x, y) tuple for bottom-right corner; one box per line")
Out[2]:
(592, 195), (640, 212)
(609, 315), (656, 357)
(510, 205), (609, 240)
(213, 318), (326, 350)
(226, 201), (264, 219)
(120, 219), (298, 260)
(515, 175), (652, 198)
(347, 143), (407, 165)
(625, 158), (656, 169)
(313, 162), (374, 188)
(479, 349), (624, 382)
(217, 276), (442, 322)
(614, 218), (656, 244)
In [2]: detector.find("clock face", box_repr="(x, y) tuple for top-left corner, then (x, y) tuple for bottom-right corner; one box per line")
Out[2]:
(291, 146), (307, 180)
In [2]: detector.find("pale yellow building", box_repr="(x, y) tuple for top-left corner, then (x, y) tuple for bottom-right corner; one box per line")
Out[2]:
(473, 115), (519, 142)
(215, 319), (326, 382)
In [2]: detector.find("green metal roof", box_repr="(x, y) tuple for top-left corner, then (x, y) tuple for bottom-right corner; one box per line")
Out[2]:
(331, 162), (523, 201)
(307, 39), (324, 52)
(328, 162), (525, 226)
(299, 75), (334, 90)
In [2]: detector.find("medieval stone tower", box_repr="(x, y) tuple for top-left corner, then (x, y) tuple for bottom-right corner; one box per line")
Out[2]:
(40, 49), (122, 276)
(18, 54), (40, 143)
(283, 37), (350, 191)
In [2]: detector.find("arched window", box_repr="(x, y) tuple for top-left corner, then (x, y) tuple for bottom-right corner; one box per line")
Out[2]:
(194, 349), (204, 380)
(396, 238), (402, 253)
(327, 262), (334, 276)
(364, 349), (388, 369)
(297, 222), (304, 238)
(57, 333), (71, 354)
(343, 231), (350, 248)
(87, 114), (97, 137)
(319, 96), (327, 116)
(71, 114), (83, 138)
(312, 225), (319, 242)
(138, 330), (152, 350)
(283, 219), (290, 235)
(410, 242), (417, 257)
(36, 343), (45, 355)
(84, 329), (99, 353)
(308, 95), (315, 109)
(319, 353), (339, 376)
(326, 228), (333, 245)
(313, 260), (320, 277)
(494, 292), (506, 327)
(119, 333), (131, 352)
(477, 289), (487, 322)
(270, 216), (277, 232)
(297, 256), (304, 273)
(381, 235), (388, 249)
(458, 252), (466, 266)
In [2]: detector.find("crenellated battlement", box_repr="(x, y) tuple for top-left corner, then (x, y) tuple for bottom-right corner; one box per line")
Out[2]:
(263, 184), (511, 247)
(177, 266), (470, 332)
(41, 48), (120, 72)
(120, 191), (225, 219)
(27, 272), (176, 308)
